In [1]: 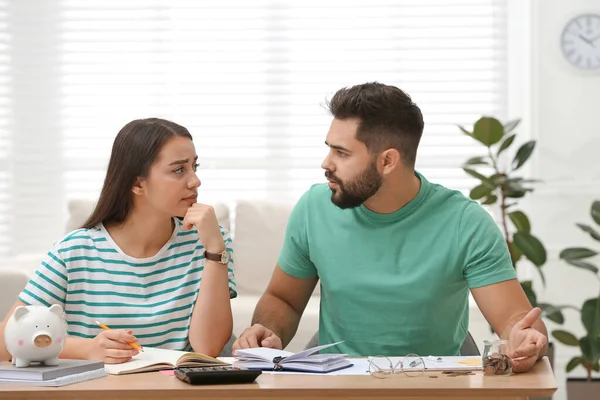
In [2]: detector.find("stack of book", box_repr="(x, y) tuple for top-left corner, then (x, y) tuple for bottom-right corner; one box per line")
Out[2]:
(0, 359), (106, 386)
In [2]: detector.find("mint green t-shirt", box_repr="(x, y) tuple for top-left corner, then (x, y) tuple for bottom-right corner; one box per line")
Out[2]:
(278, 172), (516, 357)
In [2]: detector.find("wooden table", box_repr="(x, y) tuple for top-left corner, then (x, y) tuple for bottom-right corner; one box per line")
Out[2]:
(0, 357), (557, 400)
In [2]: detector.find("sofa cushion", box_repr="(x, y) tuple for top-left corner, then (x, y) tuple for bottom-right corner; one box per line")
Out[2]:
(65, 199), (231, 233)
(0, 268), (30, 317)
(65, 199), (97, 232)
(233, 200), (320, 297)
(233, 200), (292, 295)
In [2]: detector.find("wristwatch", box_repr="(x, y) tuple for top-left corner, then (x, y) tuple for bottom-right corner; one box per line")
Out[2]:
(204, 249), (231, 265)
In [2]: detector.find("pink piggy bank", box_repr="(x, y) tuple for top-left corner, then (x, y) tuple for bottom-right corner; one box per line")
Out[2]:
(4, 304), (67, 368)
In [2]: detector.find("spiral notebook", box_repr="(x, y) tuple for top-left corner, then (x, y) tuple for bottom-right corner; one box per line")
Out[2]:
(233, 341), (352, 373)
(0, 368), (107, 387)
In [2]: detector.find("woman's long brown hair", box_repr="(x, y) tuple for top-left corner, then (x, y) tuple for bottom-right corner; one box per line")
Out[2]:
(81, 118), (192, 229)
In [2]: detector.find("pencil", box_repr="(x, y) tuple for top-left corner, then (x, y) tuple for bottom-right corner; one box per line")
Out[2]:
(95, 320), (144, 352)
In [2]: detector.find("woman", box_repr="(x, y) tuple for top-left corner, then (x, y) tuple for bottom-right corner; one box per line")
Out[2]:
(0, 118), (235, 363)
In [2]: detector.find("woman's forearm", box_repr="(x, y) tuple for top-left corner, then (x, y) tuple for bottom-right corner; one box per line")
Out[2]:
(60, 336), (93, 359)
(188, 260), (233, 357)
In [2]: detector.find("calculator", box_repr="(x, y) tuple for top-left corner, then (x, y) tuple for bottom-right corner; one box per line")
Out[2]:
(174, 366), (262, 385)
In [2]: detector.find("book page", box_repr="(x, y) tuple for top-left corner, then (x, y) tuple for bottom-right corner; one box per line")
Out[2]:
(233, 341), (343, 363)
(233, 347), (293, 363)
(177, 352), (228, 367)
(104, 347), (184, 375)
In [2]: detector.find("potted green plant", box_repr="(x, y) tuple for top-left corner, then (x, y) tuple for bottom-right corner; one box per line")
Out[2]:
(551, 200), (600, 399)
(458, 117), (558, 313)
(459, 117), (564, 390)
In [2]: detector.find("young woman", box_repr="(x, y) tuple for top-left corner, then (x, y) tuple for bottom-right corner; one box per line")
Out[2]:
(0, 118), (236, 363)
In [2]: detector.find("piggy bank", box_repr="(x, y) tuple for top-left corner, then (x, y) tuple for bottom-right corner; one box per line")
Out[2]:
(4, 304), (67, 368)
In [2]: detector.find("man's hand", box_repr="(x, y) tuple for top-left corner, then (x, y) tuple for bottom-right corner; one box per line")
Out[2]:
(232, 324), (283, 351)
(508, 307), (547, 373)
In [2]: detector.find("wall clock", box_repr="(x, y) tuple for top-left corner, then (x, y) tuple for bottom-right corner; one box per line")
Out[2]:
(560, 13), (600, 70)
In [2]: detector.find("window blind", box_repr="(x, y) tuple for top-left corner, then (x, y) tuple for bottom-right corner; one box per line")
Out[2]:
(0, 1), (10, 256)
(0, 0), (507, 258)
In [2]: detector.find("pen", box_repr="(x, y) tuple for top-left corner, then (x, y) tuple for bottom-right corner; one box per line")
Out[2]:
(95, 320), (144, 352)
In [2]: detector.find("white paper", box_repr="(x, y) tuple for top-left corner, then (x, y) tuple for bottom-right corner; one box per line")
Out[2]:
(240, 356), (482, 376)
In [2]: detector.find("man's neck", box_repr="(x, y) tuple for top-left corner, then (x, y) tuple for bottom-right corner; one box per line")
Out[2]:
(105, 208), (175, 259)
(362, 170), (421, 214)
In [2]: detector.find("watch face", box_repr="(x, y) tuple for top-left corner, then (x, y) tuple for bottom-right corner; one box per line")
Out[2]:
(221, 251), (231, 264)
(560, 13), (600, 70)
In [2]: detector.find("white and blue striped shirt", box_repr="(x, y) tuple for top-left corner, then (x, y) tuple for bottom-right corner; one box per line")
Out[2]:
(19, 218), (236, 351)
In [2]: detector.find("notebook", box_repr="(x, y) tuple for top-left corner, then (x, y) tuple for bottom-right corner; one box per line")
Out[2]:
(104, 347), (229, 375)
(0, 359), (105, 381)
(0, 368), (107, 387)
(233, 342), (353, 373)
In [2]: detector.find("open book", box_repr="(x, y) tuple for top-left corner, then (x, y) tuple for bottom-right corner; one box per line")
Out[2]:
(104, 347), (228, 375)
(233, 342), (352, 373)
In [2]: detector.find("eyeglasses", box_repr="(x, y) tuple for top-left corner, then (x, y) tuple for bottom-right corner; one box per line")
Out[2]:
(367, 354), (425, 378)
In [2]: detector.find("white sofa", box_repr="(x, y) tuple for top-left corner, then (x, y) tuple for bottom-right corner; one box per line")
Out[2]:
(0, 199), (320, 353)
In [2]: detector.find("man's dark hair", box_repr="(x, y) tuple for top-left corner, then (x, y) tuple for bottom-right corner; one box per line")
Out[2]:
(327, 82), (424, 167)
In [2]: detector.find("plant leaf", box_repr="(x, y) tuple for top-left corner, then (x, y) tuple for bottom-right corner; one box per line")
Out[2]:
(538, 303), (570, 324)
(576, 223), (600, 242)
(593, 362), (600, 372)
(470, 184), (492, 200)
(544, 311), (564, 324)
(510, 241), (522, 264)
(581, 298), (600, 338)
(497, 134), (516, 156)
(592, 200), (600, 226)
(508, 211), (531, 233)
(459, 125), (472, 136)
(489, 173), (507, 185)
(464, 156), (489, 166)
(503, 119), (521, 134)
(463, 168), (493, 187)
(580, 336), (600, 365)
(565, 259), (599, 274)
(559, 247), (598, 260)
(505, 182), (527, 198)
(552, 330), (579, 346)
(566, 356), (583, 372)
(513, 232), (547, 267)
(481, 194), (498, 205)
(520, 280), (537, 308)
(472, 117), (504, 147)
(512, 140), (536, 171)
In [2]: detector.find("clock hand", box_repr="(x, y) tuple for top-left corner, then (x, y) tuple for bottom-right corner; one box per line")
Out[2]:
(578, 34), (594, 46)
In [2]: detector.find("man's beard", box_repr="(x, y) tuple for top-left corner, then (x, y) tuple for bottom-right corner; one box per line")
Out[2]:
(325, 162), (382, 209)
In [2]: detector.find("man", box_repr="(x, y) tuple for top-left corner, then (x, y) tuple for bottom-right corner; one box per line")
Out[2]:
(233, 82), (547, 373)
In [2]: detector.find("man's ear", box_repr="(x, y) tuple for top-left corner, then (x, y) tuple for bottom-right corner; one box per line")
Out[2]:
(380, 149), (400, 175)
(132, 177), (145, 195)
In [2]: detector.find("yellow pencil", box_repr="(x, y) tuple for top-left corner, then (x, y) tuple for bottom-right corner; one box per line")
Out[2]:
(95, 320), (144, 352)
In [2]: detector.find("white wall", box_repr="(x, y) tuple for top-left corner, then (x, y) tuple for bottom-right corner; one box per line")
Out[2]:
(531, 0), (600, 387)
(472, 1), (600, 399)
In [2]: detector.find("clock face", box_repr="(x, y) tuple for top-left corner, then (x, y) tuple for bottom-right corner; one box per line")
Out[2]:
(560, 13), (600, 70)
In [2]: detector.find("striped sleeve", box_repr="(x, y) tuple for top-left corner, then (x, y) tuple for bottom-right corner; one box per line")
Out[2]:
(222, 227), (237, 299)
(19, 245), (68, 308)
